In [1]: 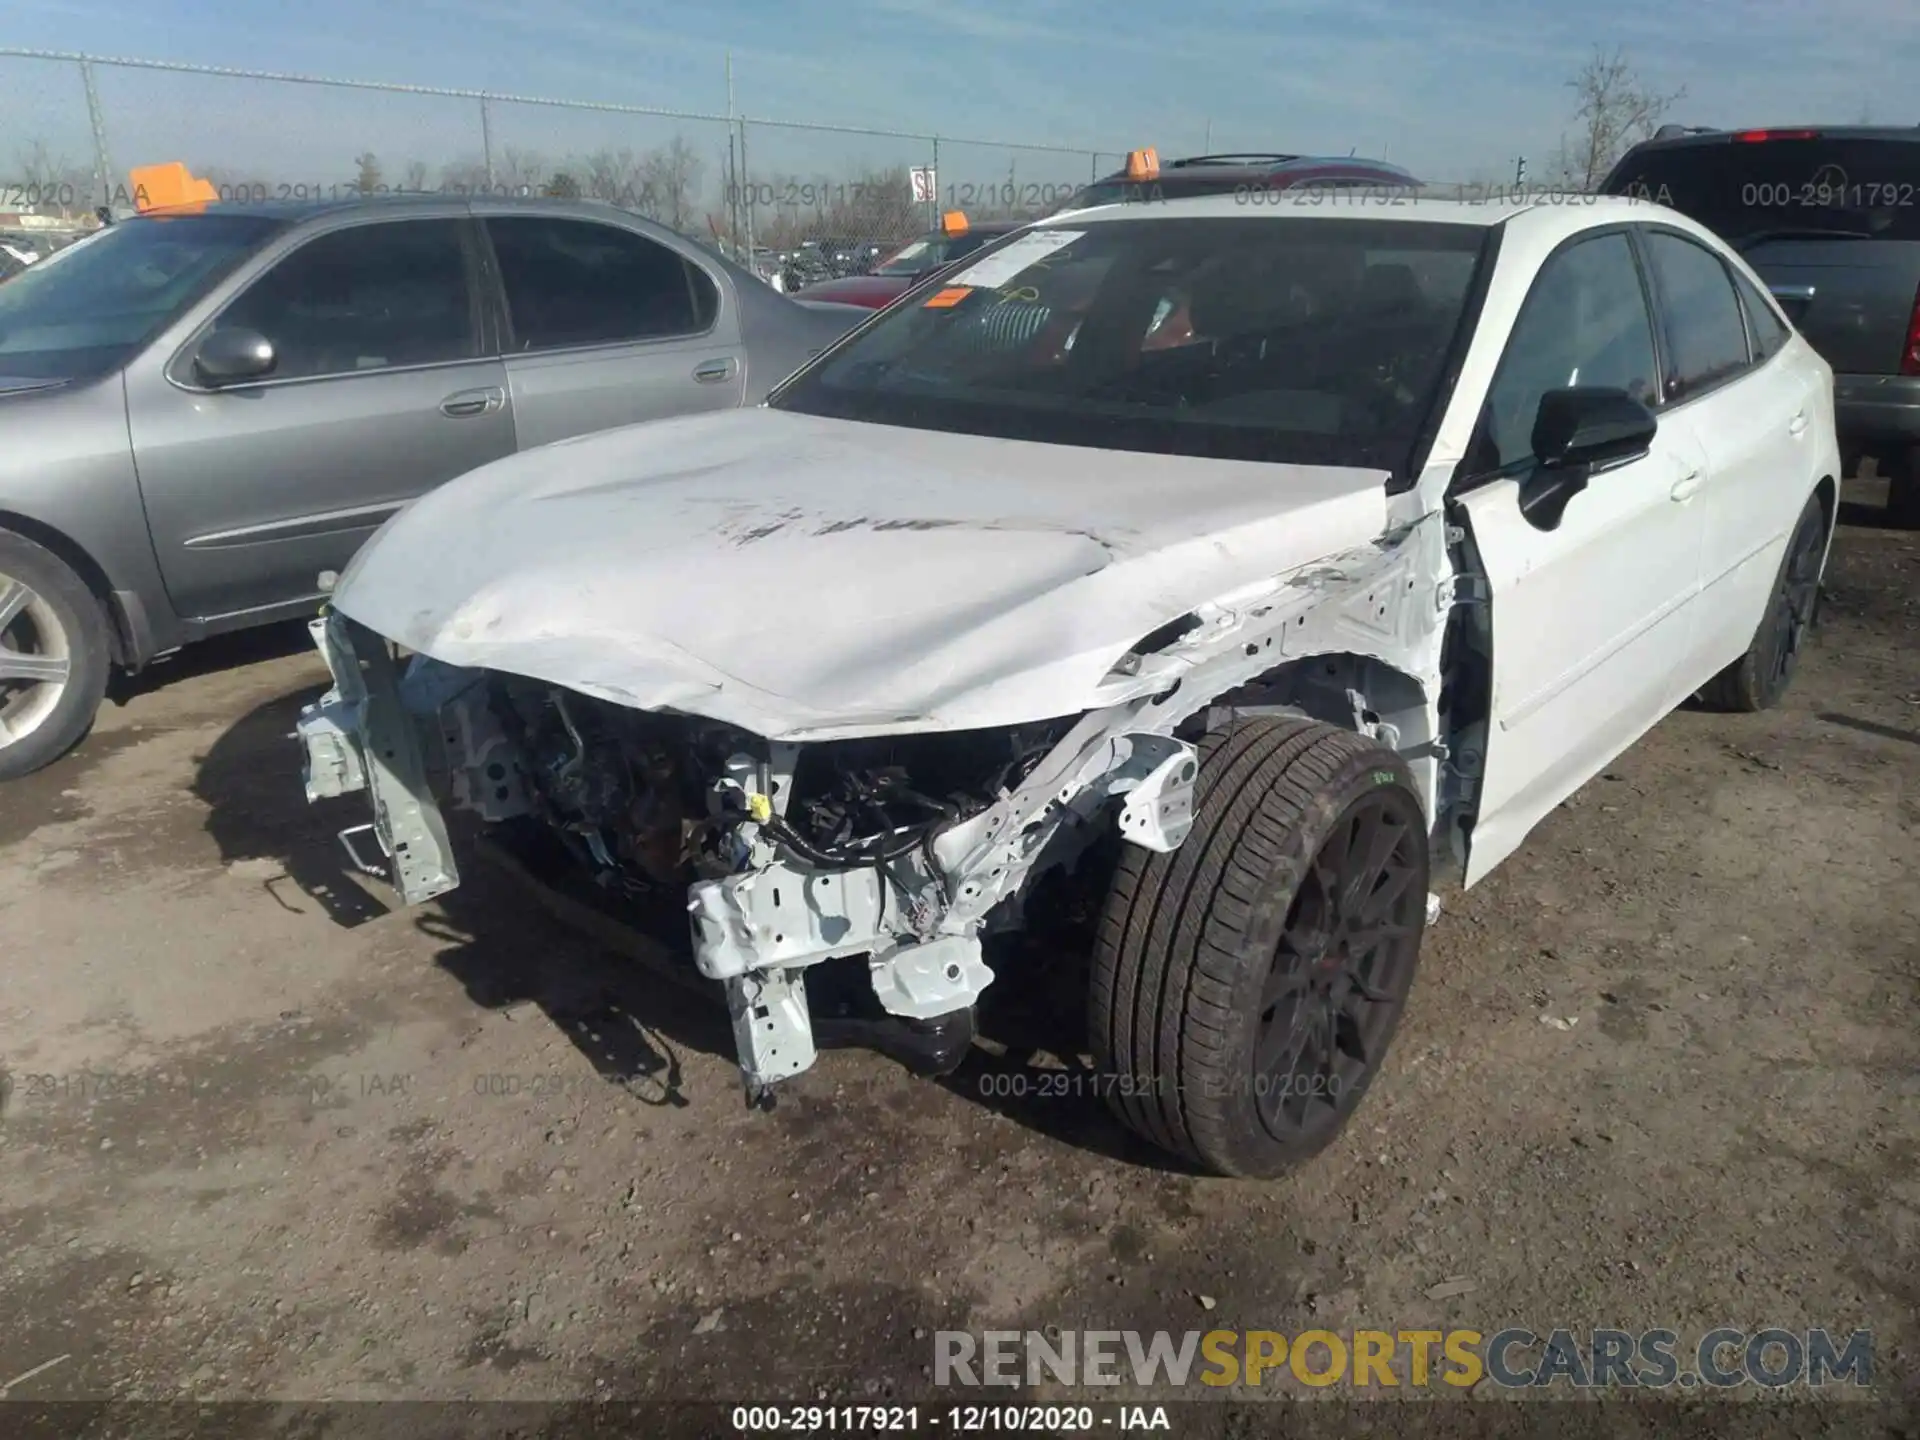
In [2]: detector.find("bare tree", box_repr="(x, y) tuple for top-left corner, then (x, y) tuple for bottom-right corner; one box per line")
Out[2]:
(544, 170), (581, 198)
(402, 159), (430, 192)
(354, 152), (384, 194)
(439, 158), (491, 194)
(12, 138), (90, 213)
(495, 147), (548, 195)
(1552, 47), (1686, 191)
(578, 147), (648, 207)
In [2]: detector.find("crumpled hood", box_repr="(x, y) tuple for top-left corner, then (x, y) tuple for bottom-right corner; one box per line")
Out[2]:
(333, 407), (1392, 739)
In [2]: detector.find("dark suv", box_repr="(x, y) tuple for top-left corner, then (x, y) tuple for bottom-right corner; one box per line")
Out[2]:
(1602, 126), (1920, 525)
(1054, 152), (1420, 213)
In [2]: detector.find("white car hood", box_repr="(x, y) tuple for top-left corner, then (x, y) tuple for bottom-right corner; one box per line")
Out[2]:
(333, 408), (1392, 739)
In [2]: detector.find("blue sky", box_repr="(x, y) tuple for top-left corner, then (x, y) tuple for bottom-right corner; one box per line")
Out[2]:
(4, 0), (1917, 197)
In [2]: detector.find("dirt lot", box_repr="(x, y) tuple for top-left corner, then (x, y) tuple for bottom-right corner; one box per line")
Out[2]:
(2, 483), (1916, 1433)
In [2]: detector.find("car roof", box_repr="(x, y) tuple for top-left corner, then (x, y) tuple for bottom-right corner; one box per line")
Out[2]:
(135, 193), (644, 223)
(1627, 124), (1920, 153)
(1044, 192), (1544, 227)
(1089, 153), (1419, 185)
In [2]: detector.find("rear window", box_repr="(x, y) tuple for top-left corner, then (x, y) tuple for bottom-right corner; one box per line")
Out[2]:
(1605, 137), (1920, 244)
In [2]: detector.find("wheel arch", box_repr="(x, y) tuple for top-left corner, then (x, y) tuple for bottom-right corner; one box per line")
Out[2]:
(0, 508), (134, 668)
(1195, 648), (1442, 818)
(1812, 473), (1838, 535)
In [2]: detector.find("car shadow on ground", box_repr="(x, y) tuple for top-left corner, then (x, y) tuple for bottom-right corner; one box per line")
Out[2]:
(1819, 712), (1920, 748)
(107, 618), (319, 706)
(191, 676), (391, 927)
(193, 687), (738, 1104)
(940, 946), (1206, 1174)
(192, 686), (1187, 1168)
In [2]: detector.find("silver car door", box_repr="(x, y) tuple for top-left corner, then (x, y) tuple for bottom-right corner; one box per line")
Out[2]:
(124, 213), (512, 623)
(479, 213), (745, 448)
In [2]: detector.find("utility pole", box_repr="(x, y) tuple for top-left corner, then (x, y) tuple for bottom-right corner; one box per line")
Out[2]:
(1514, 154), (1528, 188)
(725, 53), (739, 255)
(479, 93), (495, 190)
(78, 58), (115, 212)
(1203, 118), (1212, 153)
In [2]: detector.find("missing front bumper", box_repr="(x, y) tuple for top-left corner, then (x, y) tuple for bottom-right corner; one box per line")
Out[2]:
(292, 611), (996, 1092)
(296, 612), (460, 906)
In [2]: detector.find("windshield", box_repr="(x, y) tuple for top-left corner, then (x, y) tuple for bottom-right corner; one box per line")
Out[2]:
(1605, 137), (1920, 245)
(772, 215), (1491, 474)
(0, 212), (284, 381)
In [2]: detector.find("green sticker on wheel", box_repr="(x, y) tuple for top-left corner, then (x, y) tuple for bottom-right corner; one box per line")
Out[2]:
(1372, 770), (1397, 786)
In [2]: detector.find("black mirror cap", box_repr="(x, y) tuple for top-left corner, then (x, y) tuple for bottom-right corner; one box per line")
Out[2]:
(194, 327), (277, 385)
(1531, 386), (1657, 471)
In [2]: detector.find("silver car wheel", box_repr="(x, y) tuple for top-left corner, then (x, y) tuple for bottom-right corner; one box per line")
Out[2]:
(0, 571), (73, 750)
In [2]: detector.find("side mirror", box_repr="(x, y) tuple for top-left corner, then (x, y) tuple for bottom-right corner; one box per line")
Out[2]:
(194, 327), (277, 385)
(1520, 387), (1657, 529)
(1532, 386), (1657, 470)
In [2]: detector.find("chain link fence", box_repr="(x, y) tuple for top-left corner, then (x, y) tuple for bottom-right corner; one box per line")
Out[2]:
(0, 47), (1115, 269)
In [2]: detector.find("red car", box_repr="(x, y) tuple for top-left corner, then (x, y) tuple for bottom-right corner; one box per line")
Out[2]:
(795, 216), (1025, 309)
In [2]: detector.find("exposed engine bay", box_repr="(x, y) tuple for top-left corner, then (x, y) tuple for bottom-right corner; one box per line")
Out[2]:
(493, 680), (1069, 898)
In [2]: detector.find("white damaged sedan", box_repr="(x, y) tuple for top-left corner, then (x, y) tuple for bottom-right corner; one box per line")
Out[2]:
(298, 194), (1838, 1176)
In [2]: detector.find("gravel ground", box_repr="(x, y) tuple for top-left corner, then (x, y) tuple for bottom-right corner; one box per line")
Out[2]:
(1, 481), (1915, 1435)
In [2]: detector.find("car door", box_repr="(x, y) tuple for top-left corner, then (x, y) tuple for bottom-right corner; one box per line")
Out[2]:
(1642, 230), (1817, 672)
(1453, 228), (1712, 885)
(478, 213), (745, 448)
(125, 213), (513, 622)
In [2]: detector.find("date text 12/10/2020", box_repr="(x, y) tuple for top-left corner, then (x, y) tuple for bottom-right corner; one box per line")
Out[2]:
(973, 1069), (1342, 1103)
(730, 1405), (1172, 1431)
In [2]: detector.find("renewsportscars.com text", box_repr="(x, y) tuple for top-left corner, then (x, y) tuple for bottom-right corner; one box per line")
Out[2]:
(935, 1327), (1873, 1390)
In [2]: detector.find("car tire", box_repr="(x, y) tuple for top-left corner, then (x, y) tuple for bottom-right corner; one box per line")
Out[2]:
(0, 530), (112, 782)
(1887, 446), (1920, 531)
(1090, 715), (1429, 1178)
(1697, 493), (1828, 714)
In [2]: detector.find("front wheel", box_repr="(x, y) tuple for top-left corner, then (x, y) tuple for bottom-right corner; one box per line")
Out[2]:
(1090, 716), (1429, 1178)
(0, 531), (112, 781)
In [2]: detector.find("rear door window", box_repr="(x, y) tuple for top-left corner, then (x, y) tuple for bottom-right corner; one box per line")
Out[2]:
(1606, 137), (1920, 244)
(1642, 232), (1752, 400)
(485, 217), (718, 351)
(1729, 267), (1793, 361)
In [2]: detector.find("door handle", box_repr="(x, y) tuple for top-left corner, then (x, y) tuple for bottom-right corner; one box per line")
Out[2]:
(440, 386), (505, 418)
(693, 357), (736, 384)
(1769, 283), (1816, 303)
(1670, 466), (1704, 502)
(1788, 411), (1809, 437)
